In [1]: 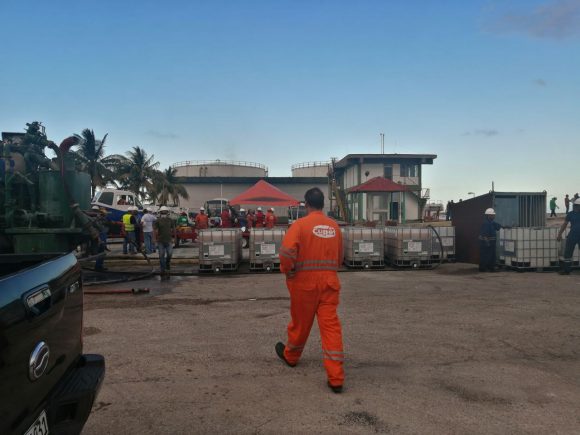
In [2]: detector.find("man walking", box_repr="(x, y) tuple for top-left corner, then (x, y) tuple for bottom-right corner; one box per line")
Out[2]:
(141, 209), (157, 254)
(275, 187), (345, 393)
(154, 206), (176, 280)
(557, 198), (580, 275)
(122, 206), (138, 254)
(550, 197), (559, 217)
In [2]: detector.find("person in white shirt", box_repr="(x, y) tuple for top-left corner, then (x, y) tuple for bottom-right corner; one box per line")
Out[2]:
(141, 209), (157, 254)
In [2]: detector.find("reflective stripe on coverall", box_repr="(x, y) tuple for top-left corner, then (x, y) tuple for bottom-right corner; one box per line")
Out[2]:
(280, 210), (345, 386)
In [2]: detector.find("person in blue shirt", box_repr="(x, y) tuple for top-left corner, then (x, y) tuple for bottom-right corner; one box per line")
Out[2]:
(479, 208), (502, 272)
(557, 198), (580, 275)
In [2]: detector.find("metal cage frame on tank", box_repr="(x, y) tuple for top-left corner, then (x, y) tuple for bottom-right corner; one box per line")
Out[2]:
(342, 227), (385, 269)
(249, 228), (286, 272)
(384, 227), (435, 269)
(197, 229), (243, 273)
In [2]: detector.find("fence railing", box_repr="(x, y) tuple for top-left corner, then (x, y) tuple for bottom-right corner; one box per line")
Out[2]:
(291, 161), (331, 171)
(172, 160), (268, 171)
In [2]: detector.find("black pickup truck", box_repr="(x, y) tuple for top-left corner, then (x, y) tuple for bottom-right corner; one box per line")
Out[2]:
(0, 252), (105, 435)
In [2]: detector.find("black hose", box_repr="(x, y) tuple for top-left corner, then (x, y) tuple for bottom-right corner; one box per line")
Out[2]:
(427, 225), (444, 269)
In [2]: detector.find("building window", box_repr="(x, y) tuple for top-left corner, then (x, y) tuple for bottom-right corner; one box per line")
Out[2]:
(384, 165), (393, 180)
(400, 163), (417, 177)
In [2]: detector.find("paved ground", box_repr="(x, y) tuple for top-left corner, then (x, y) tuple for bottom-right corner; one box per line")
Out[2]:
(82, 264), (580, 434)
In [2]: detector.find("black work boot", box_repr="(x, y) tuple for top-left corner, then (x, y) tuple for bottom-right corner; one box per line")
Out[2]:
(327, 381), (343, 394)
(275, 342), (296, 367)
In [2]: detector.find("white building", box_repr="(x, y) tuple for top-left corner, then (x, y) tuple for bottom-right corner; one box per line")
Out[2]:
(331, 154), (437, 223)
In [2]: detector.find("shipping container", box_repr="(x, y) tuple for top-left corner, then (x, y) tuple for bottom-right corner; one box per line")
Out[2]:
(198, 229), (243, 272)
(249, 228), (286, 272)
(451, 192), (546, 264)
(342, 227), (385, 269)
(430, 226), (455, 262)
(384, 227), (434, 268)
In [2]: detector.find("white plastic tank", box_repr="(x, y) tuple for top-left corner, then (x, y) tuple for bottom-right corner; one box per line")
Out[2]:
(431, 226), (455, 262)
(249, 229), (286, 272)
(499, 227), (579, 269)
(384, 227), (434, 268)
(198, 229), (242, 272)
(342, 227), (384, 269)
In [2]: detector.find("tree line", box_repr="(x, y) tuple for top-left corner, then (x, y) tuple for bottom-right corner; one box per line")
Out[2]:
(73, 129), (189, 206)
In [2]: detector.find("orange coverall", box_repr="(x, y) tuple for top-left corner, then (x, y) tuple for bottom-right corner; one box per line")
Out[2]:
(279, 210), (344, 387)
(265, 211), (277, 229)
(195, 213), (209, 229)
(255, 211), (265, 228)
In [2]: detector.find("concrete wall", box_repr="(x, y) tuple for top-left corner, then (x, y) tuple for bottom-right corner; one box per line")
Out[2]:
(180, 180), (330, 216)
(292, 165), (329, 178)
(174, 164), (267, 178)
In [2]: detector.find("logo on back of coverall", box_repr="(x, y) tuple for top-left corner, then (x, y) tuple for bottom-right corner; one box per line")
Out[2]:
(313, 225), (336, 238)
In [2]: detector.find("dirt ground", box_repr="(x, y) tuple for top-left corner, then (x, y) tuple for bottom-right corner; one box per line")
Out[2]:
(82, 264), (580, 435)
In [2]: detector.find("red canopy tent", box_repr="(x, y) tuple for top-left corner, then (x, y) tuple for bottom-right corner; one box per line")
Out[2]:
(229, 180), (299, 206)
(348, 177), (409, 193)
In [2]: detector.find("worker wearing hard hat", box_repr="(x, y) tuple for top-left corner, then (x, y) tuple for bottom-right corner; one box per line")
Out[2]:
(195, 207), (209, 230)
(478, 208), (503, 272)
(557, 198), (580, 275)
(255, 207), (265, 228)
(265, 208), (277, 229)
(154, 206), (176, 279)
(122, 206), (138, 254)
(237, 208), (248, 229)
(276, 187), (345, 393)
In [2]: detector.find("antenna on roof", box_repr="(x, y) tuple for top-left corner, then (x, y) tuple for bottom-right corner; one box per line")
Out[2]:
(380, 133), (385, 154)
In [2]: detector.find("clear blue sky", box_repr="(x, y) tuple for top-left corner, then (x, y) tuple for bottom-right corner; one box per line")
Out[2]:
(1, 0), (579, 204)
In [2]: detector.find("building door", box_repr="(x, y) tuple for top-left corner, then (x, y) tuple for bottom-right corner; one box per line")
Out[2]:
(390, 202), (399, 221)
(384, 165), (393, 180)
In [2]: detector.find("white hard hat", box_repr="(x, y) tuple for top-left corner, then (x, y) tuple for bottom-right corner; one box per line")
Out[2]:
(574, 198), (580, 205)
(160, 206), (169, 212)
(257, 207), (262, 211)
(269, 208), (274, 211)
(240, 208), (245, 212)
(200, 207), (205, 211)
(91, 205), (100, 210)
(485, 208), (496, 215)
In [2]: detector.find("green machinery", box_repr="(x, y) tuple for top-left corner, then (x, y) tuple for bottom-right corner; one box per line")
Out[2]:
(0, 122), (96, 254)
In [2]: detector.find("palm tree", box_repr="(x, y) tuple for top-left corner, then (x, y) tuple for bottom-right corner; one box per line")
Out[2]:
(149, 167), (189, 206)
(73, 129), (122, 197)
(116, 146), (160, 201)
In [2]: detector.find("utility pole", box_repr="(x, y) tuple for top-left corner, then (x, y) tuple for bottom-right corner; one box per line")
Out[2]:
(380, 133), (385, 154)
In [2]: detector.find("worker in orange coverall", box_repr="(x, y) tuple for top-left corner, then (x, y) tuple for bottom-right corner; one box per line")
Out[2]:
(275, 187), (345, 393)
(265, 207), (277, 228)
(255, 207), (265, 228)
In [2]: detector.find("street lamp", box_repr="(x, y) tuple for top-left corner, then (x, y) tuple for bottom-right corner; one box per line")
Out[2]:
(468, 192), (475, 198)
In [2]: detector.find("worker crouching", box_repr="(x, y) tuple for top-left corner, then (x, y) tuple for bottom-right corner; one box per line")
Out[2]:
(275, 187), (345, 393)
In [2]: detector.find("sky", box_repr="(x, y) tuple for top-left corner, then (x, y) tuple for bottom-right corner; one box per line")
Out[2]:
(1, 0), (579, 205)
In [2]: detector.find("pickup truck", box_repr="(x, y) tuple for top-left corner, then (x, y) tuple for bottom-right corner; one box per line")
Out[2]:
(0, 252), (105, 435)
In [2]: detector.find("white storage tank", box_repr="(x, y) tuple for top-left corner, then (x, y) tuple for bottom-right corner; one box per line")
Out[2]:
(249, 229), (286, 272)
(342, 227), (384, 269)
(431, 226), (455, 262)
(384, 227), (434, 268)
(198, 229), (243, 272)
(499, 227), (580, 270)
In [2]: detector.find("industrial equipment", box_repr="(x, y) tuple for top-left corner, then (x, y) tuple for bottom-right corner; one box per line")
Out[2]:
(1, 122), (96, 254)
(342, 227), (385, 269)
(249, 228), (286, 271)
(198, 229), (242, 272)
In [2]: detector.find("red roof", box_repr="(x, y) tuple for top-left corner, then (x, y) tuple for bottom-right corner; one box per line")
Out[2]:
(348, 177), (410, 193)
(229, 180), (299, 206)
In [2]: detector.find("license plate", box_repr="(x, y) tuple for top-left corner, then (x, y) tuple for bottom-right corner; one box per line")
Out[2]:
(25, 410), (49, 435)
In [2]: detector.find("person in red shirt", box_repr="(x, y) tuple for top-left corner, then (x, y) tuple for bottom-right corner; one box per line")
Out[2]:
(220, 208), (232, 228)
(265, 208), (277, 229)
(255, 207), (265, 228)
(246, 209), (255, 229)
(195, 207), (209, 230)
(275, 188), (345, 393)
